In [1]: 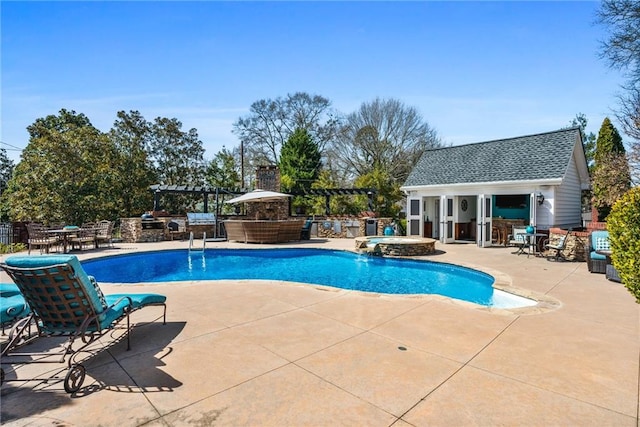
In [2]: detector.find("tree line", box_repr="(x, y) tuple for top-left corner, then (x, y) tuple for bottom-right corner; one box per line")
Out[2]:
(0, 96), (442, 224)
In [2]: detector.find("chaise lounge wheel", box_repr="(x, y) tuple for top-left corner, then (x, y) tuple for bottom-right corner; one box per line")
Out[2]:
(64, 364), (86, 393)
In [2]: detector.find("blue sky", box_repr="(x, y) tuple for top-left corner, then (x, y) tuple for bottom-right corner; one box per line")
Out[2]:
(1, 1), (625, 163)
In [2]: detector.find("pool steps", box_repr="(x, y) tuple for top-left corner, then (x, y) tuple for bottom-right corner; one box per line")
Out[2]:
(188, 231), (206, 252)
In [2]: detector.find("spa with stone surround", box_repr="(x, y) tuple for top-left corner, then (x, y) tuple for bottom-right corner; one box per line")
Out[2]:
(355, 236), (437, 256)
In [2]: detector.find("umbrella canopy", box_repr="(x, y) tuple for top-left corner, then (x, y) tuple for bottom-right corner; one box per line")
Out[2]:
(225, 189), (292, 204)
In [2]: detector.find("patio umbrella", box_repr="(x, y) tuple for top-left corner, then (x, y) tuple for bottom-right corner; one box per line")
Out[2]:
(225, 189), (293, 204)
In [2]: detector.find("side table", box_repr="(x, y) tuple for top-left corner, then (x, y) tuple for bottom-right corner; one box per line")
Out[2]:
(596, 250), (621, 283)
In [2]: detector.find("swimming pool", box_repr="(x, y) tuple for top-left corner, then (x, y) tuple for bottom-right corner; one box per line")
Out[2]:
(82, 248), (536, 309)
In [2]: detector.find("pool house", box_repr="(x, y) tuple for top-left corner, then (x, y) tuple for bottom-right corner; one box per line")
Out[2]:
(400, 127), (590, 247)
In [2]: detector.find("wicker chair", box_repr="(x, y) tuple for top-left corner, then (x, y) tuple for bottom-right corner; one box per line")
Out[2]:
(224, 221), (247, 243)
(277, 220), (305, 242)
(587, 230), (609, 273)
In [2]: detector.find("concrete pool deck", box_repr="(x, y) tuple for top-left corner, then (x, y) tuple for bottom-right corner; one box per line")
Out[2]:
(1, 238), (638, 426)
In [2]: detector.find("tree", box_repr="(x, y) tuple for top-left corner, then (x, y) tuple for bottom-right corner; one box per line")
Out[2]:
(592, 117), (631, 220)
(330, 98), (441, 183)
(0, 147), (15, 220)
(354, 166), (402, 218)
(109, 110), (156, 217)
(204, 147), (241, 215)
(308, 170), (363, 216)
(607, 186), (640, 303)
(569, 113), (597, 172)
(597, 0), (640, 86)
(329, 98), (440, 217)
(205, 146), (240, 189)
(279, 128), (322, 193)
(615, 85), (640, 183)
(279, 128), (322, 214)
(149, 117), (206, 213)
(233, 92), (339, 172)
(598, 1), (640, 183)
(4, 109), (121, 224)
(0, 147), (13, 196)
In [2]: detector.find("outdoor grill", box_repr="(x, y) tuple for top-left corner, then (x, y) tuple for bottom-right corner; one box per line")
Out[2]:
(141, 220), (164, 230)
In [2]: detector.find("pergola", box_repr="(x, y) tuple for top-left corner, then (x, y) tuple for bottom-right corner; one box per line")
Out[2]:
(149, 185), (238, 213)
(149, 185), (376, 215)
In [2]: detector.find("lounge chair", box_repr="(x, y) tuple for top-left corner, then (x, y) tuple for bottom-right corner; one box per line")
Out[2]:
(0, 283), (30, 329)
(0, 255), (166, 393)
(587, 230), (610, 273)
(545, 228), (572, 261)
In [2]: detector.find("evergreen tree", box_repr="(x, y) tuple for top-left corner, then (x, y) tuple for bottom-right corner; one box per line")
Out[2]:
(279, 128), (322, 214)
(279, 128), (322, 194)
(592, 117), (631, 220)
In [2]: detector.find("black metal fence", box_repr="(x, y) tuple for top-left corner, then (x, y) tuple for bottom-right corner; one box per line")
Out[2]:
(0, 222), (12, 245)
(0, 222), (28, 246)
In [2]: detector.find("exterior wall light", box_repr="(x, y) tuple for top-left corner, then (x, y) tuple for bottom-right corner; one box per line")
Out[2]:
(536, 192), (545, 205)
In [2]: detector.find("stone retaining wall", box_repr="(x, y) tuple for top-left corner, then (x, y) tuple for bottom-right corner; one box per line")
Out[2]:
(547, 227), (589, 262)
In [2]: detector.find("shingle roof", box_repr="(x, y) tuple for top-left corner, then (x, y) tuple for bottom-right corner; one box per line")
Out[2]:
(403, 127), (582, 187)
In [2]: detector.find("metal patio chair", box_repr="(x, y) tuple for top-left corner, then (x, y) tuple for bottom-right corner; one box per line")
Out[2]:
(0, 255), (166, 393)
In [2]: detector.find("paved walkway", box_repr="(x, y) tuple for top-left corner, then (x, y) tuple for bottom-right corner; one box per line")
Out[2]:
(1, 238), (638, 426)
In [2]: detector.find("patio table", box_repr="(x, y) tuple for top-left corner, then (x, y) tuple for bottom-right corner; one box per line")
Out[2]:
(516, 232), (547, 258)
(47, 227), (97, 253)
(46, 228), (78, 254)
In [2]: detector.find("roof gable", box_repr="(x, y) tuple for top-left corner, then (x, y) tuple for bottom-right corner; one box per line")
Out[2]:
(403, 127), (584, 187)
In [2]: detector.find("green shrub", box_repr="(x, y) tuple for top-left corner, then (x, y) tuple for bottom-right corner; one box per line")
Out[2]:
(0, 242), (27, 254)
(607, 187), (640, 303)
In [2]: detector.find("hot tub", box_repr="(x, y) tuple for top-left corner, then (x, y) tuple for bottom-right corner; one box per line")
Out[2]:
(355, 236), (436, 256)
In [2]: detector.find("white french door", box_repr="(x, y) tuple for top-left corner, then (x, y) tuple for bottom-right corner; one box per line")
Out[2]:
(407, 198), (421, 237)
(477, 194), (493, 247)
(440, 195), (454, 243)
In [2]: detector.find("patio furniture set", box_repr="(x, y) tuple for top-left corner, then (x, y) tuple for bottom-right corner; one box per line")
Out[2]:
(26, 220), (114, 254)
(506, 224), (620, 283)
(586, 230), (620, 282)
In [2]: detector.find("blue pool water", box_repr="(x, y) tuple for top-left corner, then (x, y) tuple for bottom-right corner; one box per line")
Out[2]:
(82, 248), (535, 308)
